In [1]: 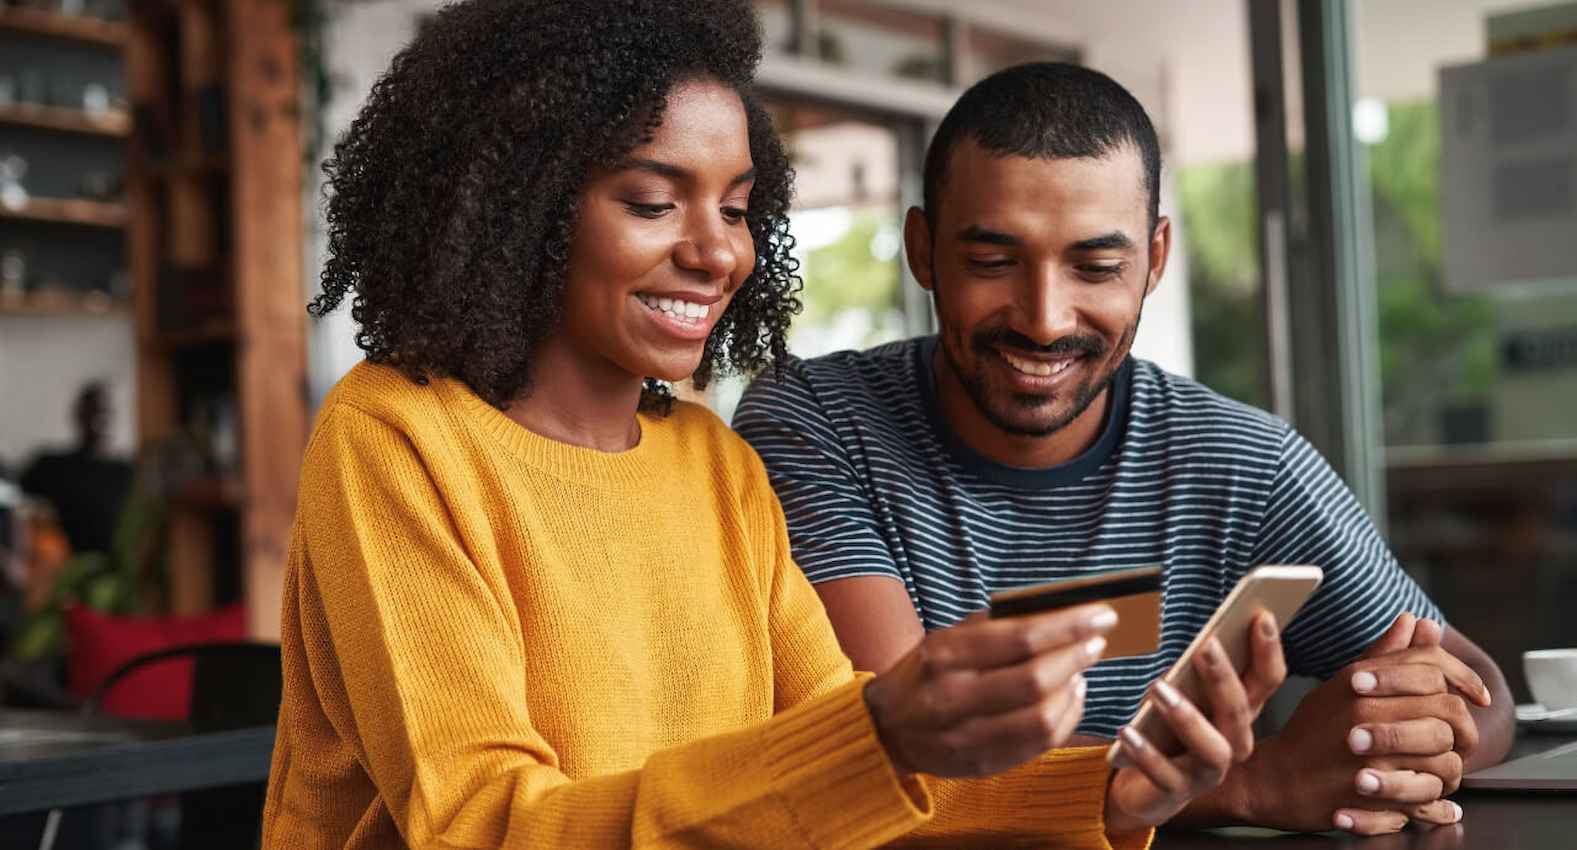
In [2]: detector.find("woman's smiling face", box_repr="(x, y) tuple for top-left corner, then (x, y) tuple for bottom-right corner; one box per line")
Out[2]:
(557, 78), (758, 384)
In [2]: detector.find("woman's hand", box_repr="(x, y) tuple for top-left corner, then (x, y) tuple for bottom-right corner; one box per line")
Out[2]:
(864, 604), (1118, 778)
(1104, 612), (1287, 834)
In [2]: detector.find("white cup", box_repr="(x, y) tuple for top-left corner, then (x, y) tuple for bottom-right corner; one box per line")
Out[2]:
(1524, 649), (1577, 710)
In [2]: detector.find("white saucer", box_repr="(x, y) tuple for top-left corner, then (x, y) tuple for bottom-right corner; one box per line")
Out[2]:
(1517, 703), (1577, 733)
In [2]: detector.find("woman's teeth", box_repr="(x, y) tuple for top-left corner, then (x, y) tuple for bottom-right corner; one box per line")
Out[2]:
(638, 294), (709, 322)
(1001, 351), (1077, 377)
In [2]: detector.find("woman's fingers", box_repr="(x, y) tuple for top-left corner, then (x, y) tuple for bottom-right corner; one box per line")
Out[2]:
(941, 677), (1086, 774)
(921, 603), (1115, 675)
(942, 638), (1104, 723)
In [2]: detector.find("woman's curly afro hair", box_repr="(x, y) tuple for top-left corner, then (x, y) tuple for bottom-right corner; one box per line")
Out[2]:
(310, 0), (800, 413)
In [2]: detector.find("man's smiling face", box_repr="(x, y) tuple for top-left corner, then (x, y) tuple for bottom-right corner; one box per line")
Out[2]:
(906, 138), (1169, 439)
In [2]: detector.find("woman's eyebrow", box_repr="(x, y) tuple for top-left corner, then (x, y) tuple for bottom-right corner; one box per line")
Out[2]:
(617, 158), (754, 187)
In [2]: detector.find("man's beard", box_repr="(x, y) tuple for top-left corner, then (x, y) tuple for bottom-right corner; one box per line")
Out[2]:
(941, 316), (1139, 439)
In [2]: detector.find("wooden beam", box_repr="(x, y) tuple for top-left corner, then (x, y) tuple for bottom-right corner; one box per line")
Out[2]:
(126, 8), (177, 448)
(226, 0), (305, 640)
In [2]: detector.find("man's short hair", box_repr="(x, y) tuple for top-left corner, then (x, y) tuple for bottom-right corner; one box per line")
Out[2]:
(922, 62), (1162, 231)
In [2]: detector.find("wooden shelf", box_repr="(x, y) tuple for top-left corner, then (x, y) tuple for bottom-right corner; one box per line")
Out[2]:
(0, 197), (127, 228)
(0, 289), (129, 316)
(0, 104), (131, 137)
(0, 8), (128, 47)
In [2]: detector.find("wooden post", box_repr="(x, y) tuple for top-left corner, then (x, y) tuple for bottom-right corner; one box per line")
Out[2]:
(127, 7), (176, 447)
(227, 0), (305, 640)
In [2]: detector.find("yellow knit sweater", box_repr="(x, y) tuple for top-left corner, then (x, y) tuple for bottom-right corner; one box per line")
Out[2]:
(261, 362), (1151, 849)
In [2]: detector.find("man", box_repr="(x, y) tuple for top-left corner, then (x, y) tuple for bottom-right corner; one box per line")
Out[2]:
(20, 382), (134, 556)
(734, 63), (1513, 835)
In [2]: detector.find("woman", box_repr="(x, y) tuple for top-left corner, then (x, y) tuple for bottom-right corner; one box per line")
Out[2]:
(261, 1), (1285, 847)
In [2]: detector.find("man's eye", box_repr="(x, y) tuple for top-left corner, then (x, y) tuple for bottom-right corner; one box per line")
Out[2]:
(1079, 264), (1124, 281)
(968, 258), (1014, 271)
(626, 202), (675, 219)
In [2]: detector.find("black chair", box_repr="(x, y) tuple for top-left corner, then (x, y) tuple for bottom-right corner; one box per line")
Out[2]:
(35, 641), (282, 850)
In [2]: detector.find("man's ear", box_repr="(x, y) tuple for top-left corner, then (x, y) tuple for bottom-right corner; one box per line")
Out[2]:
(1145, 215), (1172, 297)
(903, 206), (936, 292)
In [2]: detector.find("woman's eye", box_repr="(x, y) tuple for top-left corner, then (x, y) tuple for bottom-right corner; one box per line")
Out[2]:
(626, 202), (675, 219)
(721, 206), (749, 224)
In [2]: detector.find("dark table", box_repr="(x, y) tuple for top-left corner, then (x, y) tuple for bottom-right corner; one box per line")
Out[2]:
(1, 712), (1571, 848)
(0, 710), (274, 816)
(1156, 735), (1577, 850)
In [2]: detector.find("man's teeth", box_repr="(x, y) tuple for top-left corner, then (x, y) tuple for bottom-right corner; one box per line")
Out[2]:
(1001, 351), (1076, 377)
(637, 294), (709, 321)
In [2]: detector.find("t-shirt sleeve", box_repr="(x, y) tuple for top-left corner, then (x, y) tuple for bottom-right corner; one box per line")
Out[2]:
(1249, 427), (1443, 680)
(732, 360), (904, 586)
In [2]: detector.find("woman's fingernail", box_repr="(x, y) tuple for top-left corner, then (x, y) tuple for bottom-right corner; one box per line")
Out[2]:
(1085, 636), (1107, 660)
(1450, 801), (1463, 821)
(1089, 607), (1118, 630)
(1335, 813), (1355, 831)
(1120, 725), (1149, 751)
(1357, 770), (1381, 794)
(1349, 727), (1374, 754)
(1156, 679), (1184, 708)
(1352, 670), (1378, 693)
(1259, 614), (1277, 638)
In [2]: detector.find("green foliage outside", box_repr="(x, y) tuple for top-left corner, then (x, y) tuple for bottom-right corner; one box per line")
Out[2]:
(1365, 102), (1497, 444)
(794, 209), (904, 351)
(1179, 99), (1497, 445)
(1178, 160), (1269, 410)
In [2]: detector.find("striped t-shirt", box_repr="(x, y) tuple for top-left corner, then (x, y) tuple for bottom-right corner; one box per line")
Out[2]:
(733, 336), (1442, 737)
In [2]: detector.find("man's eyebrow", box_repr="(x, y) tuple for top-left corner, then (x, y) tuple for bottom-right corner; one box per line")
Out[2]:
(955, 225), (1020, 246)
(1070, 231), (1134, 252)
(616, 158), (755, 188)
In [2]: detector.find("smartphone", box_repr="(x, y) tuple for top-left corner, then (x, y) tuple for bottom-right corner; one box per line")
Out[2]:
(1107, 565), (1324, 767)
(989, 565), (1164, 660)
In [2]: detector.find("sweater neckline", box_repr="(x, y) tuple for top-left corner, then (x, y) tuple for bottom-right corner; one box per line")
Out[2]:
(442, 379), (664, 489)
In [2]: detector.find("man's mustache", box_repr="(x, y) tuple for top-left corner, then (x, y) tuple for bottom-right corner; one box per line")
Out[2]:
(971, 329), (1108, 358)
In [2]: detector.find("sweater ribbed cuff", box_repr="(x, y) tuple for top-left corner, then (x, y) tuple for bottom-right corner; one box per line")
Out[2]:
(921, 745), (1153, 850)
(763, 677), (932, 849)
(1013, 746), (1152, 850)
